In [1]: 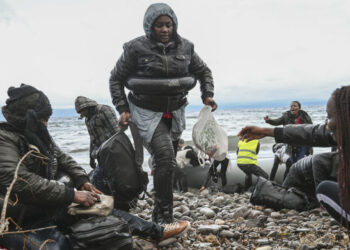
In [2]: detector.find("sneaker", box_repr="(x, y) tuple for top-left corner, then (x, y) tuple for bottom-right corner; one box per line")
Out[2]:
(160, 221), (191, 241)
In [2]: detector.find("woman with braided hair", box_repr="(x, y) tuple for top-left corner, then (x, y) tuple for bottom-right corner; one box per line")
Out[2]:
(316, 86), (350, 227)
(238, 86), (350, 225)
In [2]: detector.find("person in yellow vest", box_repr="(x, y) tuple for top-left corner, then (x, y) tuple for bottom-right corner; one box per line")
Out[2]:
(237, 139), (268, 191)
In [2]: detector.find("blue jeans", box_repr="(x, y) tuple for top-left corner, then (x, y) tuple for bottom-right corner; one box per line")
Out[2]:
(92, 164), (109, 194)
(291, 146), (309, 164)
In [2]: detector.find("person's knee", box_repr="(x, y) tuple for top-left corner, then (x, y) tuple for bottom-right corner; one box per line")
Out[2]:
(312, 154), (333, 183)
(153, 146), (175, 167)
(282, 165), (299, 187)
(316, 180), (338, 196)
(154, 164), (174, 178)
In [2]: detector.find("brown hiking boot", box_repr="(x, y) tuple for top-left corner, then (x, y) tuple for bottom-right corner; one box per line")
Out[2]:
(160, 221), (190, 241)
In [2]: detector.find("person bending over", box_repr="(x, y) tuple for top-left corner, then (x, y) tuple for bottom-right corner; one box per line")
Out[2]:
(75, 96), (120, 193)
(0, 84), (190, 249)
(109, 3), (217, 224)
(236, 139), (268, 191)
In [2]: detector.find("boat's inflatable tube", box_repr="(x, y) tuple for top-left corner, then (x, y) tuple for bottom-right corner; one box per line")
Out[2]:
(148, 156), (287, 189)
(182, 158), (287, 189)
(126, 76), (196, 95)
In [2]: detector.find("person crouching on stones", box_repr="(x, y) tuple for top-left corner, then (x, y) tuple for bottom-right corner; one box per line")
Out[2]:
(236, 139), (269, 191)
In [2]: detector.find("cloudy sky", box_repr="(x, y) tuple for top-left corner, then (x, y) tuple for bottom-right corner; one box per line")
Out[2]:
(0, 0), (349, 109)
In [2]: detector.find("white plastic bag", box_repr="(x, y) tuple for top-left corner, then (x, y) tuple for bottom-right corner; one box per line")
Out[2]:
(192, 105), (228, 161)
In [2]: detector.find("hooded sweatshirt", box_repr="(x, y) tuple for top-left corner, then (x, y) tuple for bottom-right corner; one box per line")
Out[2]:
(75, 96), (119, 158)
(109, 3), (214, 146)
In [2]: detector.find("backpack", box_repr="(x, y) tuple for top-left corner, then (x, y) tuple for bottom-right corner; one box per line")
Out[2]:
(97, 122), (149, 210)
(69, 215), (133, 250)
(250, 177), (310, 211)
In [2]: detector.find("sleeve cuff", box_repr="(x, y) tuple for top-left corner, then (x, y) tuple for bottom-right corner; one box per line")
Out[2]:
(201, 92), (214, 102)
(274, 128), (284, 143)
(65, 187), (75, 204)
(117, 105), (130, 114)
(75, 176), (90, 189)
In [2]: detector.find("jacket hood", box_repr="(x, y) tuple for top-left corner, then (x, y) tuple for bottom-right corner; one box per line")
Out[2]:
(143, 3), (178, 39)
(75, 96), (98, 113)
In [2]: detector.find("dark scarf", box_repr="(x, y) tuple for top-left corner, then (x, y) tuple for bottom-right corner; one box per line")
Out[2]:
(2, 84), (54, 179)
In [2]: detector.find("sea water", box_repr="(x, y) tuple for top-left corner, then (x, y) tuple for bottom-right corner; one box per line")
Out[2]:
(44, 105), (330, 177)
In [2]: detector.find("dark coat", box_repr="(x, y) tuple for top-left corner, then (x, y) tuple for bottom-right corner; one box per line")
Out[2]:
(109, 3), (214, 114)
(274, 124), (336, 147)
(276, 124), (338, 196)
(266, 110), (313, 126)
(0, 123), (89, 221)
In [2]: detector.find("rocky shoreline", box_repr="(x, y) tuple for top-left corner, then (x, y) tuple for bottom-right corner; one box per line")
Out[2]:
(131, 188), (349, 249)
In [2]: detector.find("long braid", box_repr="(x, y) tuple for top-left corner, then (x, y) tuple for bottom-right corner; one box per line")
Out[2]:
(335, 86), (350, 228)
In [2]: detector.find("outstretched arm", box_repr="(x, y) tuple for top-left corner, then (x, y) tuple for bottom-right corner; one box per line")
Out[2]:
(238, 126), (274, 141)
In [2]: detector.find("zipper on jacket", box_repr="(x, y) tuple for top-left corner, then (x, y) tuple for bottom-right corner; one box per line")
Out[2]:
(163, 47), (169, 77)
(167, 96), (170, 112)
(163, 47), (170, 111)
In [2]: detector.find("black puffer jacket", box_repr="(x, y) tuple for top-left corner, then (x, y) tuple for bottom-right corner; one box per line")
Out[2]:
(266, 110), (313, 126)
(274, 124), (336, 147)
(275, 124), (338, 191)
(109, 3), (214, 114)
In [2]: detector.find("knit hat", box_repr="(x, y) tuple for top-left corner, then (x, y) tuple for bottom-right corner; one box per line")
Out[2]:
(2, 84), (52, 126)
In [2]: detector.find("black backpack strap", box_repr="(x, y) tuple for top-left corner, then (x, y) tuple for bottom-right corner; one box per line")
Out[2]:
(128, 121), (144, 166)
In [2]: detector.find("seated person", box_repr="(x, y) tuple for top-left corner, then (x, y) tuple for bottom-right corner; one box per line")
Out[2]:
(236, 139), (269, 191)
(0, 84), (190, 249)
(270, 143), (292, 181)
(238, 86), (343, 224)
(200, 157), (229, 192)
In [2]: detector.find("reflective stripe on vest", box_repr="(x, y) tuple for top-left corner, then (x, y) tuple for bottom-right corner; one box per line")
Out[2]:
(237, 139), (258, 165)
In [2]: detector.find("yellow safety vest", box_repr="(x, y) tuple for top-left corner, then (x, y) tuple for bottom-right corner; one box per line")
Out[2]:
(237, 139), (259, 165)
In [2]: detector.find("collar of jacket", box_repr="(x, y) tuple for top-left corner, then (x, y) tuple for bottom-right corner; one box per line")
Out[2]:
(149, 35), (182, 50)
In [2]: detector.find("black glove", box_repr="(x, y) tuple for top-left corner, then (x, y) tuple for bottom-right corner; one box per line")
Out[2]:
(90, 157), (96, 169)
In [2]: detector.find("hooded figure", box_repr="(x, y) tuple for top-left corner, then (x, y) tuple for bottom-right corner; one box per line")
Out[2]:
(0, 84), (100, 249)
(74, 96), (119, 193)
(109, 3), (217, 223)
(74, 96), (119, 160)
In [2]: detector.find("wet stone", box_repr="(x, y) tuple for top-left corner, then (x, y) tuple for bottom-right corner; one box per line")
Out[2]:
(256, 238), (270, 245)
(158, 237), (177, 247)
(219, 230), (235, 238)
(295, 227), (311, 233)
(199, 207), (216, 218)
(198, 224), (222, 234)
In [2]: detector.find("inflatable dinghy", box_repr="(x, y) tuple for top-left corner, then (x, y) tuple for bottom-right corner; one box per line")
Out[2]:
(182, 157), (286, 189)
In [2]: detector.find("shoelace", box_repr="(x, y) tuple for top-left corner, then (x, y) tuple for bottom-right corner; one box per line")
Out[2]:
(163, 222), (180, 232)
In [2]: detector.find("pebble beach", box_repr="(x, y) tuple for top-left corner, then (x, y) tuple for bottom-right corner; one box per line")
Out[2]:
(132, 188), (348, 250)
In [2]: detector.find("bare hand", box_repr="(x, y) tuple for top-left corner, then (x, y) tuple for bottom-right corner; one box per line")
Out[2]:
(264, 116), (270, 122)
(74, 191), (100, 207)
(119, 112), (130, 128)
(237, 126), (274, 141)
(203, 97), (217, 112)
(81, 182), (103, 194)
(199, 186), (206, 192)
